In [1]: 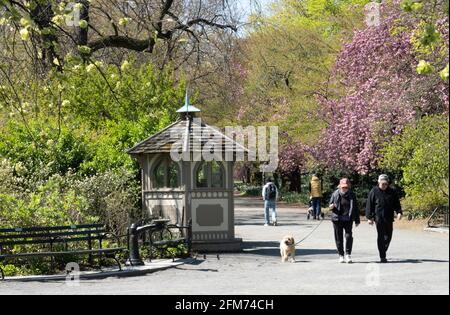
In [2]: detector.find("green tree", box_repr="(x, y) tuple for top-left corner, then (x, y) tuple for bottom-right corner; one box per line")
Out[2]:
(0, 0), (238, 72)
(0, 61), (185, 176)
(380, 115), (449, 212)
(238, 0), (370, 146)
(0, 61), (184, 236)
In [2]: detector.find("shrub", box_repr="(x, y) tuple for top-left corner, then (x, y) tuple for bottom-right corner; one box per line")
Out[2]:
(73, 170), (141, 235)
(381, 115), (449, 213)
(0, 172), (94, 228)
(0, 61), (187, 275)
(0, 119), (92, 180)
(0, 156), (140, 234)
(279, 191), (310, 205)
(235, 183), (262, 197)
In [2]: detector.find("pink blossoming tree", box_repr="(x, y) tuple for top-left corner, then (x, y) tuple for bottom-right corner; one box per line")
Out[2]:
(316, 1), (449, 175)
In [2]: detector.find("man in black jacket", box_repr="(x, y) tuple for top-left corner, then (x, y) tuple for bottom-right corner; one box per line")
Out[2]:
(366, 175), (403, 263)
(329, 178), (361, 264)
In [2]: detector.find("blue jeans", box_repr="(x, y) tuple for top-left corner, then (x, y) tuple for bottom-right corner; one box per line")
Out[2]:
(264, 200), (277, 224)
(312, 198), (322, 217)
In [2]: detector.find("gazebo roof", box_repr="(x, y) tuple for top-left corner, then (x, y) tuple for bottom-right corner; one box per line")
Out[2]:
(127, 117), (248, 155)
(128, 90), (248, 155)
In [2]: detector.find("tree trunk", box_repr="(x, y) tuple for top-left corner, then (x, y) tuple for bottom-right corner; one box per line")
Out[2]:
(30, 1), (61, 71)
(289, 170), (302, 193)
(76, 1), (90, 47)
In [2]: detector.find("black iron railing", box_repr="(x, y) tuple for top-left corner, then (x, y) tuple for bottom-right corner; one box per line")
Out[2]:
(427, 206), (449, 228)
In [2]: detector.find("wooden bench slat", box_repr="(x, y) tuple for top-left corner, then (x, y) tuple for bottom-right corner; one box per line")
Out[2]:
(0, 229), (107, 241)
(0, 248), (126, 260)
(0, 235), (109, 247)
(0, 224), (126, 280)
(0, 224), (104, 233)
(152, 238), (187, 246)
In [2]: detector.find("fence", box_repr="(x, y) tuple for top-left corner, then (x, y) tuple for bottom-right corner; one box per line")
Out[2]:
(427, 206), (449, 228)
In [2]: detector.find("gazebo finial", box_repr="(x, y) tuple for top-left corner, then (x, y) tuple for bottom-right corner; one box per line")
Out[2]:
(177, 85), (201, 115)
(185, 87), (190, 107)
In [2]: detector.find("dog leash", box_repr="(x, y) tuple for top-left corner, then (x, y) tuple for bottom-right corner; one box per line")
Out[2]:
(295, 219), (324, 245)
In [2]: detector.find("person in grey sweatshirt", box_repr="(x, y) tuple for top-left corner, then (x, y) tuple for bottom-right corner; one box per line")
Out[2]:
(262, 179), (279, 226)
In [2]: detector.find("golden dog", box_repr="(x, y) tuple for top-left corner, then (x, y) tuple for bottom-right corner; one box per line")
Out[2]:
(280, 236), (296, 263)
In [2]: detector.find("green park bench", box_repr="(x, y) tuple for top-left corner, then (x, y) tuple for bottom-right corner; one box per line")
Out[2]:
(0, 224), (126, 280)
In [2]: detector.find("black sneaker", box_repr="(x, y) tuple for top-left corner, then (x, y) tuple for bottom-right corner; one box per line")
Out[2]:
(380, 258), (388, 264)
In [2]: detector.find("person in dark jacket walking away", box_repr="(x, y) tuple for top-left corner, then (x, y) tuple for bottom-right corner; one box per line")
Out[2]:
(329, 178), (360, 264)
(262, 179), (279, 227)
(366, 175), (403, 263)
(309, 175), (323, 220)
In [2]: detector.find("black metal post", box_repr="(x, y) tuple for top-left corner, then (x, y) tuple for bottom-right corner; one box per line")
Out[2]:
(127, 223), (144, 266)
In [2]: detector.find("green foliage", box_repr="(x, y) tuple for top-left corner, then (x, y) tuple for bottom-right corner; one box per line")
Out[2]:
(71, 170), (141, 235)
(0, 118), (91, 178)
(240, 0), (369, 146)
(138, 243), (188, 261)
(235, 183), (262, 197)
(0, 58), (187, 273)
(0, 262), (53, 278)
(164, 244), (189, 259)
(0, 160), (139, 276)
(441, 64), (449, 81)
(0, 61), (185, 275)
(1, 61), (185, 177)
(0, 159), (140, 233)
(279, 191), (310, 205)
(0, 158), (89, 228)
(61, 61), (181, 130)
(66, 63), (183, 174)
(381, 115), (449, 212)
(416, 60), (435, 74)
(402, 1), (449, 81)
(0, 178), (91, 228)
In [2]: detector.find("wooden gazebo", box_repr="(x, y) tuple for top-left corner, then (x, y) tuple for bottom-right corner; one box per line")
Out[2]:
(127, 92), (246, 252)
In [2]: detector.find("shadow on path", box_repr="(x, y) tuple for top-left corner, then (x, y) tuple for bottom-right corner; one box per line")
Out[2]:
(353, 259), (449, 264)
(242, 241), (336, 257)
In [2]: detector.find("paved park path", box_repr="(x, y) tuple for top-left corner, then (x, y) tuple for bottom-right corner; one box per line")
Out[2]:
(1, 197), (448, 295)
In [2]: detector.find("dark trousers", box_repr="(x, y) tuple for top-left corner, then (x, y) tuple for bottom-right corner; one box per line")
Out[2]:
(333, 221), (353, 256)
(376, 221), (394, 259)
(312, 198), (321, 217)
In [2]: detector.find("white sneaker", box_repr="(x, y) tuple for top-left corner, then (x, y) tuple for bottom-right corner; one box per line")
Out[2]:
(339, 256), (345, 264)
(345, 255), (353, 264)
(264, 224), (269, 227)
